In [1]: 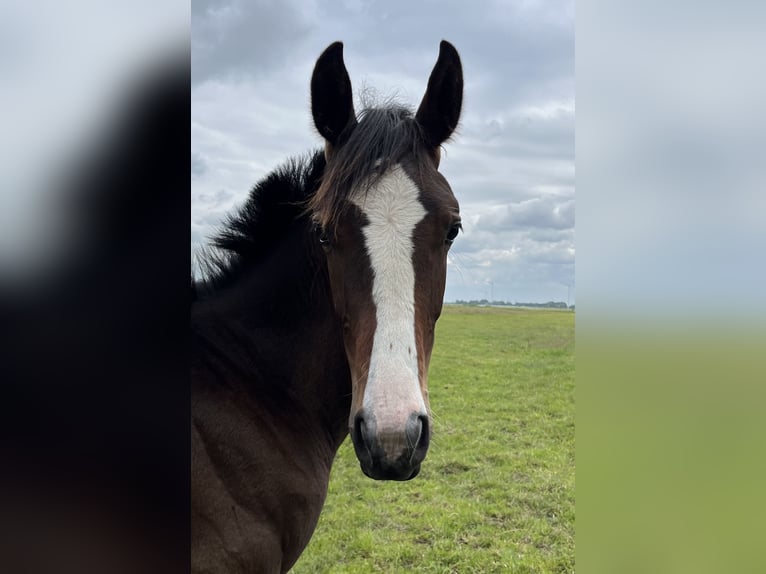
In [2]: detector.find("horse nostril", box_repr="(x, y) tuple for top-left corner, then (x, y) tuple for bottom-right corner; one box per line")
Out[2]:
(417, 415), (430, 450)
(354, 413), (363, 439)
(405, 413), (430, 459)
(405, 414), (423, 448)
(354, 413), (372, 453)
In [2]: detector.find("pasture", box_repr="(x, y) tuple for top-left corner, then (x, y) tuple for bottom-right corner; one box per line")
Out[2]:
(292, 306), (575, 573)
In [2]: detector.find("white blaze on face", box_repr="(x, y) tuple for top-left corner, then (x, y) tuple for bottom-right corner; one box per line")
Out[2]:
(351, 165), (427, 447)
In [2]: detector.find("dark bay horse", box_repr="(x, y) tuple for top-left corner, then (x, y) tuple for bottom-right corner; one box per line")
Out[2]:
(192, 41), (463, 573)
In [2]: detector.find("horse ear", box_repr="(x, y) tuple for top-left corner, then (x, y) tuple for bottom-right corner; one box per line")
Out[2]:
(311, 42), (357, 147)
(416, 40), (463, 150)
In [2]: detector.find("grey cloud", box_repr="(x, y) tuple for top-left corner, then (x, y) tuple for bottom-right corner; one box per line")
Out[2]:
(509, 197), (574, 230)
(192, 151), (207, 178)
(471, 197), (574, 233)
(192, 0), (315, 85)
(443, 104), (575, 208)
(196, 189), (234, 207)
(194, 210), (226, 228)
(454, 231), (573, 266)
(523, 227), (574, 243)
(461, 106), (575, 162)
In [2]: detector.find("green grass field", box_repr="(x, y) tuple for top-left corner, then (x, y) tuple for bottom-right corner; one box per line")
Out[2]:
(292, 306), (575, 573)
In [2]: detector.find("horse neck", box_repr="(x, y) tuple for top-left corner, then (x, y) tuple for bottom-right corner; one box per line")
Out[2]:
(192, 224), (351, 456)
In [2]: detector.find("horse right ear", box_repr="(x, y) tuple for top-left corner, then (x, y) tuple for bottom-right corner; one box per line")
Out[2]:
(416, 40), (463, 150)
(311, 42), (357, 148)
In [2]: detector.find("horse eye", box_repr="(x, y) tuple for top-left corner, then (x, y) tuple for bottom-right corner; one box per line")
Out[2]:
(314, 223), (330, 246)
(445, 222), (462, 246)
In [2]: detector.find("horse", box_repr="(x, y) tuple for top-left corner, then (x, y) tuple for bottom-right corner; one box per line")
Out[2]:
(191, 40), (463, 573)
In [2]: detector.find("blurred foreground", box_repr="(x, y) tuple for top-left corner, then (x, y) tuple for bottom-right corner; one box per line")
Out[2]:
(0, 4), (189, 573)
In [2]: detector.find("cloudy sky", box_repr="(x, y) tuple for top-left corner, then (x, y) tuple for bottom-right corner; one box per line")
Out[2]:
(191, 0), (574, 304)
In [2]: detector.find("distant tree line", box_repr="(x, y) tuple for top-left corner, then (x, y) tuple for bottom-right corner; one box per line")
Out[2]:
(451, 299), (575, 310)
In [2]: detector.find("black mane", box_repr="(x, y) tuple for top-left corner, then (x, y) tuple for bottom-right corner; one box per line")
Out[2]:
(310, 105), (430, 230)
(192, 151), (326, 297)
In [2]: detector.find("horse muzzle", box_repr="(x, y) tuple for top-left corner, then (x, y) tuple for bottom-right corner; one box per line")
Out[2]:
(351, 410), (430, 481)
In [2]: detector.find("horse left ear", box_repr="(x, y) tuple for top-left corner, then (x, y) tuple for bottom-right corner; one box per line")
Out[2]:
(416, 40), (463, 150)
(311, 42), (357, 148)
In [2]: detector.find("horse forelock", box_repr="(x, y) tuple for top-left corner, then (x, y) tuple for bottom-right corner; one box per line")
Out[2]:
(309, 105), (433, 232)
